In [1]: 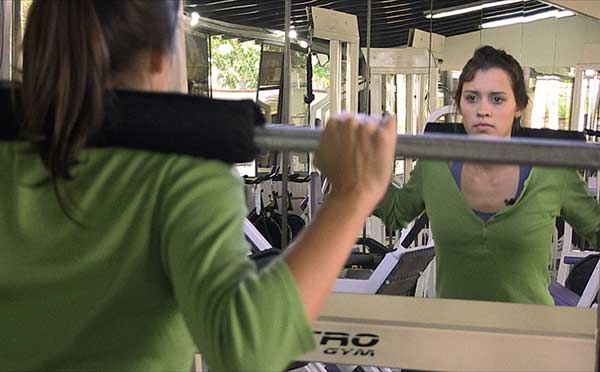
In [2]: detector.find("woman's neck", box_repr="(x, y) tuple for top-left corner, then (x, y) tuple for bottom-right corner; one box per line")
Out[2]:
(463, 162), (516, 173)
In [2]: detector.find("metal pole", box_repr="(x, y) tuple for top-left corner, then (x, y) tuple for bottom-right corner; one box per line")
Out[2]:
(597, 289), (600, 372)
(366, 0), (371, 114)
(427, 0), (434, 114)
(12, 0), (21, 74)
(0, 0), (13, 81)
(363, 0), (373, 249)
(255, 43), (264, 103)
(405, 75), (415, 180)
(572, 69), (584, 131)
(280, 0), (291, 249)
(254, 125), (600, 169)
(329, 40), (341, 116)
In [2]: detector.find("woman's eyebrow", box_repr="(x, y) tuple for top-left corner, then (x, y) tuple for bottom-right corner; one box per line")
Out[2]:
(464, 89), (509, 95)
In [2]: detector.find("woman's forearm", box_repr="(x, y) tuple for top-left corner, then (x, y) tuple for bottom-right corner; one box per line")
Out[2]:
(283, 193), (375, 323)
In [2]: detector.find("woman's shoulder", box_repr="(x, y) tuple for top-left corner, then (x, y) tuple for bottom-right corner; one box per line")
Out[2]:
(84, 147), (242, 187)
(531, 166), (578, 179)
(88, 147), (235, 172)
(414, 159), (449, 174)
(526, 167), (585, 195)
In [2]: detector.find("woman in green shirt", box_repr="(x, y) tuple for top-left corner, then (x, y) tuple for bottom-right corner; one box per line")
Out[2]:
(0, 1), (397, 370)
(375, 46), (600, 305)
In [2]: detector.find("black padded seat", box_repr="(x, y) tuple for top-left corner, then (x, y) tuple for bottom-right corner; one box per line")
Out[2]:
(424, 122), (586, 142)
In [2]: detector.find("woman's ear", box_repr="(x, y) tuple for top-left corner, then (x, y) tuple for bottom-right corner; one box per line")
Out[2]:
(149, 50), (172, 74)
(148, 50), (173, 91)
(515, 107), (522, 120)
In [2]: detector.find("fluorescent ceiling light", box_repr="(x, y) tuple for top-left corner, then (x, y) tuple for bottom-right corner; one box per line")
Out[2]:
(425, 0), (522, 19)
(481, 10), (575, 28)
(190, 12), (200, 27)
(556, 10), (576, 18)
(273, 29), (298, 39)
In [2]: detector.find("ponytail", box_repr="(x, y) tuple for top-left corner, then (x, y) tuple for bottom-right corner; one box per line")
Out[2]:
(23, 0), (109, 178)
(20, 0), (179, 221)
(21, 1), (109, 220)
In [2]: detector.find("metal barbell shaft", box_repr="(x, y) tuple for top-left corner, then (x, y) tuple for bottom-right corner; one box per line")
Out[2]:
(254, 125), (600, 169)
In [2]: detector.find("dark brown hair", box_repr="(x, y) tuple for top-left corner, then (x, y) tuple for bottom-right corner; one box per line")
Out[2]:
(21, 0), (179, 217)
(454, 45), (529, 134)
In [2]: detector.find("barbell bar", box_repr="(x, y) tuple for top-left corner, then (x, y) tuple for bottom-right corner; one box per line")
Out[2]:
(254, 125), (600, 169)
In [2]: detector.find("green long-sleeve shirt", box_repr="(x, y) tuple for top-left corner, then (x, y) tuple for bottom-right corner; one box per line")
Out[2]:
(374, 160), (600, 305)
(0, 142), (314, 371)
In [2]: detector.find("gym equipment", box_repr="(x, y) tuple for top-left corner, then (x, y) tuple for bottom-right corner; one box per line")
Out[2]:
(336, 242), (434, 296)
(249, 192), (293, 250)
(551, 254), (600, 307)
(251, 209), (290, 250)
(424, 121), (588, 141)
(244, 218), (272, 253)
(308, 7), (360, 116)
(367, 47), (440, 178)
(3, 86), (600, 169)
(552, 220), (599, 307)
(556, 222), (599, 285)
(254, 124), (600, 169)
(297, 292), (595, 372)
(245, 168), (308, 249)
(566, 255), (600, 302)
(0, 85), (262, 164)
(336, 216), (434, 296)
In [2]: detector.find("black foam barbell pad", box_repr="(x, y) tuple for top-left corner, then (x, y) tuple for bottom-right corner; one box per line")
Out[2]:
(0, 85), (265, 164)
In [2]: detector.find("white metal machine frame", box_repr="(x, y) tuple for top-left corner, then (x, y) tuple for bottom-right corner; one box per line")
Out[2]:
(334, 243), (435, 295)
(311, 7), (360, 116)
(300, 293), (596, 372)
(308, 7), (360, 221)
(367, 47), (439, 118)
(555, 222), (600, 308)
(366, 47), (440, 181)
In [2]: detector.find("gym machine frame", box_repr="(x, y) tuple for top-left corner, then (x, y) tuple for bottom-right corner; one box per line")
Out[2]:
(305, 7), (361, 223)
(367, 47), (440, 179)
(0, 0), (21, 82)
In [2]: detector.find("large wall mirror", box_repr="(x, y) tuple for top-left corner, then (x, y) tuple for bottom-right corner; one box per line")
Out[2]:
(180, 1), (598, 370)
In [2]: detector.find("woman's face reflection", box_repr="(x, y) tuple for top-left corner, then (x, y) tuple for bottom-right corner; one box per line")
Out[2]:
(460, 68), (522, 138)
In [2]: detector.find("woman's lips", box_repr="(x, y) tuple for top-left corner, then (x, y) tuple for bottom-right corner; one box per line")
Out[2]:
(474, 123), (494, 130)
